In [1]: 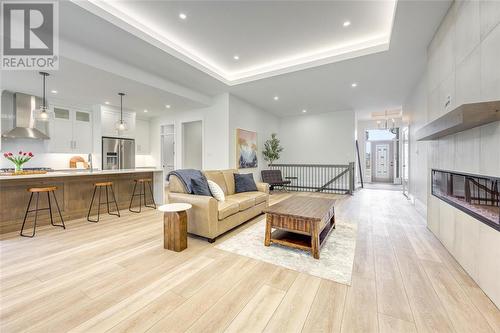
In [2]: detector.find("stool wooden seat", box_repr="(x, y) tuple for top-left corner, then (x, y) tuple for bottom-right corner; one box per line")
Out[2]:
(129, 178), (156, 213)
(28, 186), (57, 193)
(134, 178), (152, 183)
(94, 181), (113, 186)
(21, 186), (65, 237)
(87, 181), (120, 223)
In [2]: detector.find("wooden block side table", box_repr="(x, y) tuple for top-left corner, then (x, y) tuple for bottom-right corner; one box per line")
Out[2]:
(158, 203), (192, 252)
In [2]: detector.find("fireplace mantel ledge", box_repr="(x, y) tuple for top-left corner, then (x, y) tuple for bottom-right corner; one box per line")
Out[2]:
(416, 100), (500, 141)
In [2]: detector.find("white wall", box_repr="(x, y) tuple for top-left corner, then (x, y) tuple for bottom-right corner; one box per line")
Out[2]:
(279, 110), (355, 165)
(403, 0), (500, 307)
(228, 95), (280, 181)
(149, 93), (230, 172)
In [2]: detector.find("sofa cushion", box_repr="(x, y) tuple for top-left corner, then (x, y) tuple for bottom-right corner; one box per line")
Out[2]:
(218, 200), (239, 220)
(222, 169), (238, 195)
(191, 177), (212, 196)
(227, 193), (255, 211)
(204, 171), (228, 195)
(207, 180), (225, 201)
(234, 173), (258, 193)
(242, 191), (267, 205)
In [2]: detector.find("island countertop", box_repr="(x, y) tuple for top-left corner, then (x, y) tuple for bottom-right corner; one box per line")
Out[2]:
(0, 168), (163, 180)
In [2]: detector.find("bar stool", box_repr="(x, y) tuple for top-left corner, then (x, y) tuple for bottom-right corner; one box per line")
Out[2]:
(21, 186), (65, 238)
(87, 182), (120, 223)
(129, 178), (156, 213)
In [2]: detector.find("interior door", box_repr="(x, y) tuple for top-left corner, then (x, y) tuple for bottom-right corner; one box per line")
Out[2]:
(161, 125), (175, 175)
(375, 144), (390, 180)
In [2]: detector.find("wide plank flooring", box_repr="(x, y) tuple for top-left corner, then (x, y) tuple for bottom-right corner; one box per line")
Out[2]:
(1, 189), (499, 332)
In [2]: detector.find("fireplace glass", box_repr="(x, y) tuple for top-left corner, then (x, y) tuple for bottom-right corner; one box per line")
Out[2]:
(432, 169), (499, 231)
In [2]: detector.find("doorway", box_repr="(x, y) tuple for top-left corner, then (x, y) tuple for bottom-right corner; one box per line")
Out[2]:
(372, 141), (393, 182)
(161, 124), (175, 175)
(182, 120), (203, 170)
(364, 128), (401, 185)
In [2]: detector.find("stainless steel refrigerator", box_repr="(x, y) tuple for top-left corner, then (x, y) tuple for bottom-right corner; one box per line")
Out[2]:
(102, 137), (135, 170)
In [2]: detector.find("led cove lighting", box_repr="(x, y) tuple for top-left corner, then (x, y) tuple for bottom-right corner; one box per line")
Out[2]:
(179, 13), (187, 20)
(343, 21), (351, 27)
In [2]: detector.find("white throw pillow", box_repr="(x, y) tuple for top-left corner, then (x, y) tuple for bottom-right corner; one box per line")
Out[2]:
(207, 180), (225, 202)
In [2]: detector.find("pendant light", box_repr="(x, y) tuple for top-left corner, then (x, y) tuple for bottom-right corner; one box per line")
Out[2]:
(37, 72), (50, 121)
(115, 92), (127, 131)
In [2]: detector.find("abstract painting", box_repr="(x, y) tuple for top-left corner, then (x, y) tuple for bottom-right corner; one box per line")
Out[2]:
(236, 128), (257, 168)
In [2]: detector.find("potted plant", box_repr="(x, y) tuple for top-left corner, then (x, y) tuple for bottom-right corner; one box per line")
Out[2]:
(3, 151), (34, 173)
(263, 133), (284, 166)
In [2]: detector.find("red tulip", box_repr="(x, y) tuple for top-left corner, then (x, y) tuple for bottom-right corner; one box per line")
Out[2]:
(23, 152), (27, 155)
(28, 152), (33, 157)
(18, 151), (22, 155)
(8, 152), (13, 156)
(3, 153), (7, 157)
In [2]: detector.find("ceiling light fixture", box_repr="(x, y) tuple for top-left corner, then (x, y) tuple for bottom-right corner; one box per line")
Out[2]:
(51, 90), (57, 94)
(343, 21), (351, 27)
(144, 109), (148, 113)
(351, 83), (358, 87)
(273, 96), (279, 101)
(233, 55), (240, 60)
(179, 13), (187, 20)
(165, 104), (171, 108)
(36, 72), (50, 121)
(302, 109), (307, 113)
(115, 92), (128, 131)
(105, 101), (110, 105)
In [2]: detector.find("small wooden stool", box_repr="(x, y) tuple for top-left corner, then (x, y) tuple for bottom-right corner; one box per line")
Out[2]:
(158, 203), (192, 252)
(21, 186), (65, 237)
(87, 181), (120, 223)
(129, 178), (156, 213)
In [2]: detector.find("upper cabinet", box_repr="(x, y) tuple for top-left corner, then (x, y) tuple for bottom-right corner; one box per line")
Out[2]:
(101, 109), (136, 139)
(49, 107), (93, 153)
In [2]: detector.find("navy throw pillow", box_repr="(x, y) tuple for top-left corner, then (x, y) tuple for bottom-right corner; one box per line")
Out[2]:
(191, 177), (212, 196)
(234, 173), (258, 193)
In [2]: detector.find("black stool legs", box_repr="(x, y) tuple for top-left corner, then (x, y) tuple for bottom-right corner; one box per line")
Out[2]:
(87, 183), (120, 223)
(21, 190), (65, 238)
(129, 180), (156, 213)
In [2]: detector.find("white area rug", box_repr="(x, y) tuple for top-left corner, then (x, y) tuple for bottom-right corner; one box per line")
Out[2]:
(216, 218), (357, 285)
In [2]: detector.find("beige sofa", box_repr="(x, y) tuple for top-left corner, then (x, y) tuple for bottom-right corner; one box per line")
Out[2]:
(167, 169), (269, 242)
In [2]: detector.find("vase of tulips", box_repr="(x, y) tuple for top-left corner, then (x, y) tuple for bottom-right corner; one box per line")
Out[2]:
(3, 151), (34, 173)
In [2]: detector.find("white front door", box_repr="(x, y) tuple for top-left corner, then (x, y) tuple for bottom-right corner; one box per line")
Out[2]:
(375, 144), (390, 180)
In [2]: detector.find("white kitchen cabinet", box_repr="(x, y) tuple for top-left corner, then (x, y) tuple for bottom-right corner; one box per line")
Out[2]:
(135, 118), (150, 154)
(101, 109), (136, 139)
(49, 107), (93, 153)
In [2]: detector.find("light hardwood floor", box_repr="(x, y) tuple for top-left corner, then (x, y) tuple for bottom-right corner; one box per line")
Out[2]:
(1, 190), (499, 333)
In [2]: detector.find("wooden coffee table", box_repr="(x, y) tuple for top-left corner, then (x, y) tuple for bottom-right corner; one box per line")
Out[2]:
(263, 196), (335, 259)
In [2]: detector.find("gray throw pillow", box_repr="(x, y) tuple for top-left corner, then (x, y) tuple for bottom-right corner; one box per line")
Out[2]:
(234, 173), (258, 193)
(191, 177), (212, 196)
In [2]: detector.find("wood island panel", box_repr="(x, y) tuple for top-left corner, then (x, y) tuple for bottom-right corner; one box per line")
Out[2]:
(0, 172), (154, 234)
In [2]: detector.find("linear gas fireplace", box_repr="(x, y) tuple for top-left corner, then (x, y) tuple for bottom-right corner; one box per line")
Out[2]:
(432, 169), (499, 231)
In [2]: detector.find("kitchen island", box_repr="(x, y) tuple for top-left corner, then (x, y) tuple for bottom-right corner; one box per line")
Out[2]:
(0, 168), (164, 234)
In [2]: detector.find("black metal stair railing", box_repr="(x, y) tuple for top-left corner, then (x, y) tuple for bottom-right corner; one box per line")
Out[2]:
(268, 162), (355, 194)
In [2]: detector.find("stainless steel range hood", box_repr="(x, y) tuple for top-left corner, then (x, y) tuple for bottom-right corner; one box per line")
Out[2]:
(2, 92), (50, 140)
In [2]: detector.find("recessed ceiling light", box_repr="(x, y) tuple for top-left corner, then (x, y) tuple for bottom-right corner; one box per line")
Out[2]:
(179, 13), (187, 20)
(51, 90), (57, 94)
(351, 83), (358, 87)
(233, 55), (240, 60)
(302, 109), (307, 113)
(105, 101), (110, 105)
(343, 21), (351, 27)
(165, 104), (171, 108)
(144, 109), (148, 113)
(273, 96), (279, 101)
